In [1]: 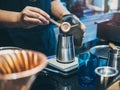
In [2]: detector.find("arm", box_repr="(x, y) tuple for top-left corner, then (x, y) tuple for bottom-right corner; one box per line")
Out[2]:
(0, 1), (66, 28)
(51, 0), (86, 31)
(0, 10), (21, 28)
(51, 0), (70, 19)
(85, 0), (103, 11)
(0, 6), (50, 29)
(51, 0), (86, 48)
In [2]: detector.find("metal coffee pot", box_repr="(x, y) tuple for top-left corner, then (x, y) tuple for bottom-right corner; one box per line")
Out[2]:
(107, 48), (120, 73)
(56, 34), (75, 63)
(107, 43), (120, 73)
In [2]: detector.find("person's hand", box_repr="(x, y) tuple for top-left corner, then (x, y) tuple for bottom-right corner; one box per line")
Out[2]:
(93, 6), (103, 12)
(18, 6), (50, 29)
(60, 14), (86, 48)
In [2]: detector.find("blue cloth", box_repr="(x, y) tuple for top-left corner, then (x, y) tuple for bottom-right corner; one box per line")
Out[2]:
(0, 0), (57, 56)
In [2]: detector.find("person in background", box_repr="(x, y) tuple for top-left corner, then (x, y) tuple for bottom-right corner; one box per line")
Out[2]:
(85, 0), (104, 12)
(0, 0), (85, 56)
(64, 0), (104, 17)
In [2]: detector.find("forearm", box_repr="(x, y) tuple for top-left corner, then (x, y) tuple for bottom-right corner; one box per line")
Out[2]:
(0, 10), (21, 28)
(85, 0), (102, 11)
(51, 0), (70, 19)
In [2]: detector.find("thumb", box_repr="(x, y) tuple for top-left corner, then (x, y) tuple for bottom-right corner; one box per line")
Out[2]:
(80, 22), (86, 32)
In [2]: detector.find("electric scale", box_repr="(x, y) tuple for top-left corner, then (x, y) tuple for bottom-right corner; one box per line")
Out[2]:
(44, 57), (85, 76)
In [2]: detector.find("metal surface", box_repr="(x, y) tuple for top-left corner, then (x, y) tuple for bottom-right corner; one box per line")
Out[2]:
(90, 45), (109, 59)
(0, 49), (48, 90)
(107, 47), (120, 73)
(95, 66), (118, 89)
(0, 46), (21, 50)
(56, 34), (75, 63)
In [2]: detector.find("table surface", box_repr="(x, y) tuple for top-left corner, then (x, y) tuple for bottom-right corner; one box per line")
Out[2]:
(30, 70), (120, 90)
(30, 71), (97, 90)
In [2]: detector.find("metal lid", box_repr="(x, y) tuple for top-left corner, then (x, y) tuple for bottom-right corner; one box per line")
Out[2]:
(90, 45), (109, 59)
(95, 66), (118, 77)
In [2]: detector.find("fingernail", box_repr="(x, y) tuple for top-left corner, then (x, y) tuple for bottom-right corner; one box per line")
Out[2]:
(45, 20), (49, 24)
(46, 15), (50, 20)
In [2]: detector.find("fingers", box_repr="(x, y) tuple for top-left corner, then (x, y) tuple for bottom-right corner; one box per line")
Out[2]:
(20, 6), (50, 28)
(22, 10), (49, 24)
(23, 16), (42, 24)
(28, 6), (50, 20)
(94, 6), (103, 11)
(73, 15), (86, 32)
(80, 22), (86, 32)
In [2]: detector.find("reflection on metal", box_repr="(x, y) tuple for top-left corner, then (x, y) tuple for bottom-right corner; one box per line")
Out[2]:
(61, 85), (71, 90)
(95, 66), (118, 89)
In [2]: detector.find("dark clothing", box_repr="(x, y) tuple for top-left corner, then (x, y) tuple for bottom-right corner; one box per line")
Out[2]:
(0, 0), (57, 56)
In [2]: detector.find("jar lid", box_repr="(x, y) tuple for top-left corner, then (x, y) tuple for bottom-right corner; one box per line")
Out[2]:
(90, 45), (109, 59)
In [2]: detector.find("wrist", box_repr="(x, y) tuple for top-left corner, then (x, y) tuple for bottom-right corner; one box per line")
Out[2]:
(0, 10), (23, 28)
(59, 12), (71, 19)
(15, 12), (23, 28)
(62, 14), (73, 17)
(16, 12), (27, 29)
(61, 14), (80, 26)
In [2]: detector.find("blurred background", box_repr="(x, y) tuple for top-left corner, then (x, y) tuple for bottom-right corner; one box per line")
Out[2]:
(61, 0), (120, 17)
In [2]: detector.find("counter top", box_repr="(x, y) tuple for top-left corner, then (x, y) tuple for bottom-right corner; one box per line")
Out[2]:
(30, 71), (96, 90)
(30, 70), (120, 90)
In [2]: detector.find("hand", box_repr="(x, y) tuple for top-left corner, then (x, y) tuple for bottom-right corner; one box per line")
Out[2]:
(60, 14), (86, 47)
(93, 6), (103, 12)
(18, 6), (50, 29)
(61, 14), (86, 31)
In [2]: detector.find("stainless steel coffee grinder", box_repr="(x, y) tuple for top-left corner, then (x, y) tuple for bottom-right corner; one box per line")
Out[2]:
(56, 33), (75, 63)
(49, 18), (82, 63)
